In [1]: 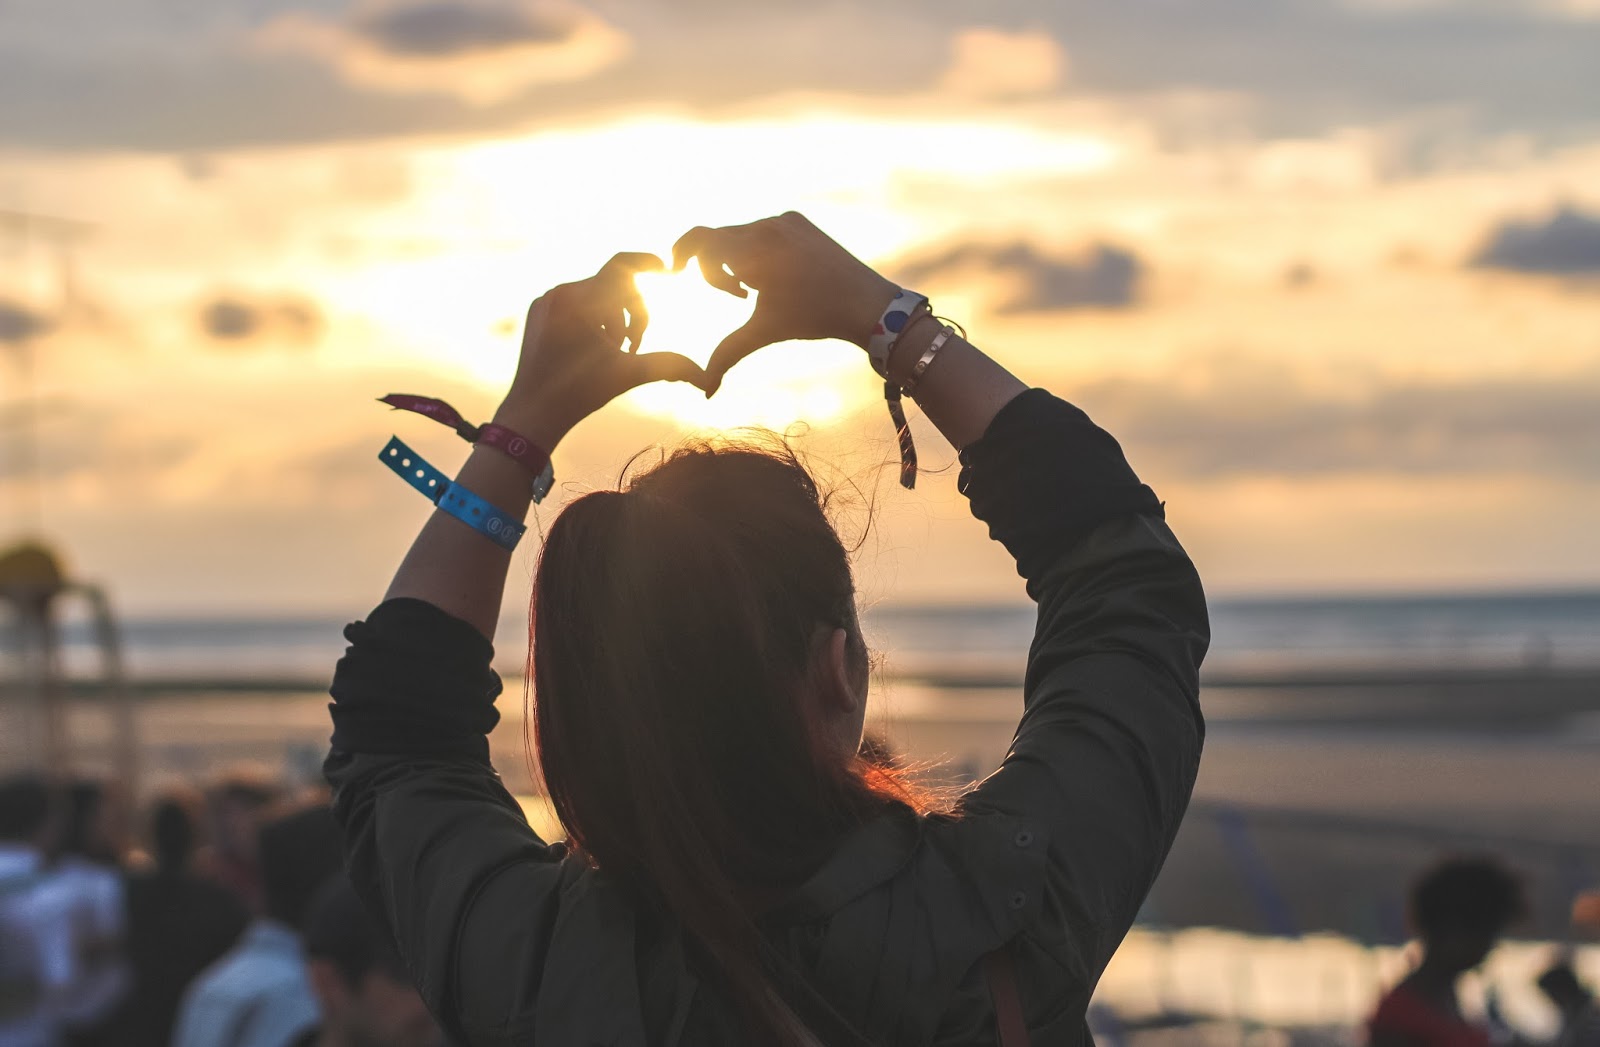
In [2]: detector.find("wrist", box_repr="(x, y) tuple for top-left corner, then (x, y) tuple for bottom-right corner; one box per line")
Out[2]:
(841, 274), (902, 350)
(491, 395), (572, 453)
(883, 308), (938, 384)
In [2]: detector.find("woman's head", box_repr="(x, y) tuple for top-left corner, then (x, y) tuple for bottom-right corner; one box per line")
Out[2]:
(531, 436), (902, 1041)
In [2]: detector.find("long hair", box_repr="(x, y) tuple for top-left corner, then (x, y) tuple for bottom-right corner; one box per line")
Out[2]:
(531, 437), (914, 1044)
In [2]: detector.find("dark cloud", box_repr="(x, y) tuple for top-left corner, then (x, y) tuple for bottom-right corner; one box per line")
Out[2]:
(896, 241), (1143, 314)
(1284, 262), (1318, 288)
(1471, 207), (1600, 276)
(5, 0), (1599, 150)
(199, 294), (323, 346)
(0, 300), (52, 344)
(1081, 364), (1600, 480)
(356, 2), (573, 57)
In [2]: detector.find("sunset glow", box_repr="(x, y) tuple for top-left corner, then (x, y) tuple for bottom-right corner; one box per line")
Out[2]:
(1, 4), (1598, 610)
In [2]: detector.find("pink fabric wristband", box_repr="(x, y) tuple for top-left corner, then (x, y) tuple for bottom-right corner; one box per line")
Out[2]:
(474, 422), (550, 476)
(379, 394), (554, 499)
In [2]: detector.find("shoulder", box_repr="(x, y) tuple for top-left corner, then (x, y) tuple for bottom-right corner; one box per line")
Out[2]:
(918, 810), (1054, 952)
(762, 810), (1059, 1042)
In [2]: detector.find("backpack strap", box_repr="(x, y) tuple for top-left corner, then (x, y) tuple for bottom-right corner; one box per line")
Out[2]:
(983, 945), (1032, 1047)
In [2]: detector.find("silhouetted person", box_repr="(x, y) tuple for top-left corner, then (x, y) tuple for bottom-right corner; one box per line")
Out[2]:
(297, 877), (439, 1047)
(200, 776), (281, 914)
(0, 774), (73, 1047)
(173, 804), (344, 1047)
(49, 781), (127, 1046)
(112, 793), (249, 1047)
(1369, 856), (1528, 1047)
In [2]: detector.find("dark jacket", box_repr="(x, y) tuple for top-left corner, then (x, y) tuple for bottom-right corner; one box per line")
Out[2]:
(325, 389), (1208, 1045)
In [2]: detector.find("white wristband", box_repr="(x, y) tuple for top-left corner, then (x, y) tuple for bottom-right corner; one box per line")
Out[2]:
(865, 288), (928, 377)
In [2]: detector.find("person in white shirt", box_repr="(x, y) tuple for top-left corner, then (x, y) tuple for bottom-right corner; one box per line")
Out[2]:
(49, 781), (128, 1043)
(172, 804), (343, 1047)
(0, 775), (75, 1047)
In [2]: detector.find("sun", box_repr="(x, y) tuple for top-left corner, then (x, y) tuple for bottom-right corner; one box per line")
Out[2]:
(622, 268), (865, 430)
(629, 267), (755, 370)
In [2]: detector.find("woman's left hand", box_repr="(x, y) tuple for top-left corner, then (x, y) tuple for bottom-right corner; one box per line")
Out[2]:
(494, 252), (711, 450)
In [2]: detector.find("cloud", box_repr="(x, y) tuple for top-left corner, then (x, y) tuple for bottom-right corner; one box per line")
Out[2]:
(1080, 360), (1600, 480)
(940, 27), (1067, 99)
(0, 400), (197, 483)
(1471, 206), (1600, 275)
(356, 2), (573, 57)
(0, 301), (52, 344)
(3, 0), (1599, 150)
(896, 241), (1144, 314)
(257, 1), (630, 105)
(1284, 262), (1319, 288)
(199, 293), (323, 347)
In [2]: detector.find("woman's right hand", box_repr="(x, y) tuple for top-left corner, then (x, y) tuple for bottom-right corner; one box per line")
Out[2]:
(671, 212), (899, 395)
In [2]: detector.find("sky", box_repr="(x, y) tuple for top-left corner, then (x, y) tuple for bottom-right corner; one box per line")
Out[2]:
(2, 0), (1599, 615)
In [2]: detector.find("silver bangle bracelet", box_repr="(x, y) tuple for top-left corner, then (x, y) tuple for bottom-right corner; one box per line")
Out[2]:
(900, 325), (955, 397)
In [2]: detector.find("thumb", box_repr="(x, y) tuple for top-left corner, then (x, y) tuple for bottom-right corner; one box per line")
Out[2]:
(626, 350), (712, 394)
(704, 318), (775, 398)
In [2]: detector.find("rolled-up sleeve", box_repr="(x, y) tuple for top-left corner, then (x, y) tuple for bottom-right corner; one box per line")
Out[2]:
(955, 390), (1208, 986)
(324, 598), (565, 1045)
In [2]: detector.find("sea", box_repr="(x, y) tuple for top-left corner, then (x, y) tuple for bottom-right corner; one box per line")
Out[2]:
(47, 588), (1600, 682)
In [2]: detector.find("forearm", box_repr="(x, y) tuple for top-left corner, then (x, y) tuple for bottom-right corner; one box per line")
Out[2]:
(383, 399), (567, 641)
(885, 320), (1028, 450)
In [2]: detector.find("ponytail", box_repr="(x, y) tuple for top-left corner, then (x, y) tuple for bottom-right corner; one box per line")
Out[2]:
(531, 438), (908, 1044)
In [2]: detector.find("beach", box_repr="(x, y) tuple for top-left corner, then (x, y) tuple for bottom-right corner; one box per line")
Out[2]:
(17, 660), (1597, 940)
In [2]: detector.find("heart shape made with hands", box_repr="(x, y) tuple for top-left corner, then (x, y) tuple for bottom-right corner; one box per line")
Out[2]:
(631, 267), (757, 373)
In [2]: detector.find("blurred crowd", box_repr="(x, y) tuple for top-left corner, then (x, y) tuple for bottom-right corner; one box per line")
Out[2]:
(1, 770), (1597, 1047)
(0, 772), (439, 1047)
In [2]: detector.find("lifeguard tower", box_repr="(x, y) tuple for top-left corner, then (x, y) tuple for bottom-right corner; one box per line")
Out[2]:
(0, 541), (135, 793)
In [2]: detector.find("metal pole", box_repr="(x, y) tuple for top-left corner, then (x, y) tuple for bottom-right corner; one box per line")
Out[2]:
(84, 585), (136, 800)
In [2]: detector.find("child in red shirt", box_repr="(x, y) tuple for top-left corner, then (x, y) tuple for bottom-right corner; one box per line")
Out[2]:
(1369, 857), (1526, 1047)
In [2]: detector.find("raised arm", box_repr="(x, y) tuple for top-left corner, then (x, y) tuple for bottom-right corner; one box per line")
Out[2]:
(381, 252), (707, 638)
(955, 391), (1207, 985)
(686, 212), (1207, 994)
(326, 253), (708, 1043)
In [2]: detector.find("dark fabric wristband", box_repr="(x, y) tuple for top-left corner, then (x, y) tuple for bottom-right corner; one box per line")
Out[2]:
(328, 597), (503, 761)
(958, 389), (1163, 591)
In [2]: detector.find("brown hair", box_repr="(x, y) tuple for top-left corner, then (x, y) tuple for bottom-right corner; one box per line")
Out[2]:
(531, 437), (915, 1043)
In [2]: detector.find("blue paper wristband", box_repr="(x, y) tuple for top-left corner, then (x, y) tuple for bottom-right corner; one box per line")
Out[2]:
(436, 484), (525, 551)
(380, 437), (526, 552)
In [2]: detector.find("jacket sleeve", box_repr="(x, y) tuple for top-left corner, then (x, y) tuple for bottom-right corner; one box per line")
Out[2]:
(955, 389), (1208, 988)
(323, 598), (569, 1046)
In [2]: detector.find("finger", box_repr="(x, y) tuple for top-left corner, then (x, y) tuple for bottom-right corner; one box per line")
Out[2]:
(624, 351), (711, 394)
(623, 289), (649, 354)
(671, 227), (714, 272)
(599, 251), (665, 279)
(703, 319), (774, 398)
(697, 255), (749, 299)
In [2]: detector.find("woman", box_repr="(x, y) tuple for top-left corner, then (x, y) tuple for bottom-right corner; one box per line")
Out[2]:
(326, 212), (1208, 1045)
